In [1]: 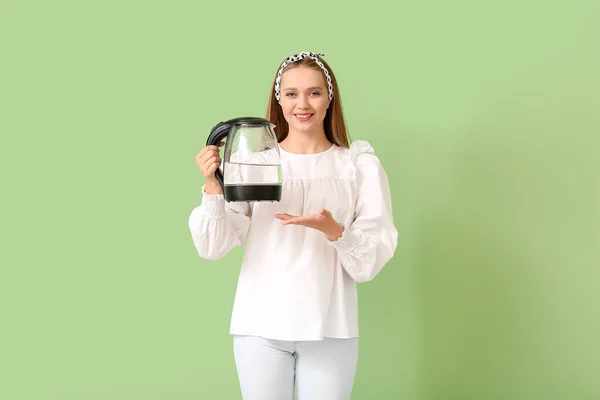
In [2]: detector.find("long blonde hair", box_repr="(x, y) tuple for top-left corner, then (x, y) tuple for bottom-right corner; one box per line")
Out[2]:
(265, 56), (350, 148)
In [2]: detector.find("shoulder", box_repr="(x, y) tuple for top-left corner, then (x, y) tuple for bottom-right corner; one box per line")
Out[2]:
(344, 140), (391, 186)
(333, 140), (376, 159)
(323, 141), (385, 180)
(343, 140), (382, 171)
(349, 140), (376, 161)
(330, 140), (385, 181)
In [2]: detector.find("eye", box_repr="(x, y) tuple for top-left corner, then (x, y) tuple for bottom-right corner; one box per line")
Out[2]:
(285, 92), (296, 97)
(310, 91), (321, 96)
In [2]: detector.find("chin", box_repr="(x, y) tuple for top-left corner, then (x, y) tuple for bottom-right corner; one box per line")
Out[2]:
(292, 118), (322, 129)
(295, 123), (320, 133)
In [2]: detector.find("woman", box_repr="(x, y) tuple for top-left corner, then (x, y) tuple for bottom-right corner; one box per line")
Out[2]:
(189, 51), (398, 400)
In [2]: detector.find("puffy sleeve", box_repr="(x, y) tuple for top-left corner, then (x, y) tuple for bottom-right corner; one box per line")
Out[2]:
(328, 140), (399, 282)
(188, 186), (252, 260)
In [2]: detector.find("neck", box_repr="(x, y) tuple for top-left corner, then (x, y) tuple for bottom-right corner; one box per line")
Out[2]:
(280, 128), (332, 154)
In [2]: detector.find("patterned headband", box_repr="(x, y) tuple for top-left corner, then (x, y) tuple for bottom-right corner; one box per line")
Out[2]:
(274, 51), (334, 103)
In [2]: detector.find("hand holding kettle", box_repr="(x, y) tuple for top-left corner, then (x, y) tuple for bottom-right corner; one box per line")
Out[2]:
(200, 117), (283, 202)
(196, 141), (225, 194)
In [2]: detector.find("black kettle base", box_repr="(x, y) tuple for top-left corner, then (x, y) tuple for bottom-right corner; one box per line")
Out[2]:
(224, 184), (282, 202)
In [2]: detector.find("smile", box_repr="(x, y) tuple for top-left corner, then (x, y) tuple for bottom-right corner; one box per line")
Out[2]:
(294, 113), (314, 122)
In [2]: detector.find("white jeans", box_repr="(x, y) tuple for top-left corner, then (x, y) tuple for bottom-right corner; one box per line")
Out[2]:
(233, 335), (359, 400)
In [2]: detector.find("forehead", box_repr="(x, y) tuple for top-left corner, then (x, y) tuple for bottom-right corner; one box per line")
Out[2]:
(280, 66), (326, 89)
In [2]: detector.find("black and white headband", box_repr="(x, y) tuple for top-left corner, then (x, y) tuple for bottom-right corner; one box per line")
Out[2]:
(274, 51), (334, 103)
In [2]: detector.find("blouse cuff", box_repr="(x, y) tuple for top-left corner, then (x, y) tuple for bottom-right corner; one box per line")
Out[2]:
(327, 225), (360, 255)
(200, 185), (226, 218)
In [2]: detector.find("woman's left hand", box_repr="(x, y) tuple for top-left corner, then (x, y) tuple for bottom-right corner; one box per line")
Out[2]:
(275, 209), (344, 242)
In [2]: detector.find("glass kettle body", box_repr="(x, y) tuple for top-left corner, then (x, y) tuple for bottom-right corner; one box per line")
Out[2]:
(206, 117), (282, 202)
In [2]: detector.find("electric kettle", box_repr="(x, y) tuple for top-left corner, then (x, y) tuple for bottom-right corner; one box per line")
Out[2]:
(206, 117), (282, 202)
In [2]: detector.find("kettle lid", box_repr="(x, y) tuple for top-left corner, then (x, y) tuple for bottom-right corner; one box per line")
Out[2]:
(224, 116), (273, 127)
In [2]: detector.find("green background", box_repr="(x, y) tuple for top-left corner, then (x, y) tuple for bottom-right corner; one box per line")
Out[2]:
(1, 0), (599, 399)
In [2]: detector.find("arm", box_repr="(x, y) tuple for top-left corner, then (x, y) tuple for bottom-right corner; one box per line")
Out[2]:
(188, 185), (252, 260)
(328, 141), (398, 282)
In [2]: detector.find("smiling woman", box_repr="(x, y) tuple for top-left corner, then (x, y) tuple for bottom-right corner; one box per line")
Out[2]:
(189, 51), (398, 400)
(266, 52), (349, 151)
(279, 69), (331, 138)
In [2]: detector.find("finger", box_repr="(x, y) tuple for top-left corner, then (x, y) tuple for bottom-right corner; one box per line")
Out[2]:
(204, 152), (221, 165)
(204, 146), (221, 156)
(281, 214), (315, 226)
(205, 161), (219, 175)
(198, 145), (221, 158)
(197, 153), (219, 168)
(197, 146), (214, 157)
(274, 213), (296, 221)
(199, 149), (220, 164)
(208, 142), (225, 150)
(275, 213), (303, 225)
(206, 159), (222, 176)
(201, 156), (221, 174)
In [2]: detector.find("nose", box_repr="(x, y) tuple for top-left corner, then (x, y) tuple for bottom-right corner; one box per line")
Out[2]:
(297, 94), (309, 109)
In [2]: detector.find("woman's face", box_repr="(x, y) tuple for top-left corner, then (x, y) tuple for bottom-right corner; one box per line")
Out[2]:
(279, 66), (330, 135)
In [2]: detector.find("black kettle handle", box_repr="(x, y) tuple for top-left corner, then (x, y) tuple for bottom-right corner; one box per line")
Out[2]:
(206, 121), (231, 191)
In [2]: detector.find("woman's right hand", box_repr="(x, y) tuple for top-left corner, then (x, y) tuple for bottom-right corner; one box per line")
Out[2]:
(196, 142), (224, 193)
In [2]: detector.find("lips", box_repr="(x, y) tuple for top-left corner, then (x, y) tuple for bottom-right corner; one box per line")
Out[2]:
(294, 113), (314, 122)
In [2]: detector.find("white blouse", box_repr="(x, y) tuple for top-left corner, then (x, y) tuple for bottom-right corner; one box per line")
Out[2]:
(188, 140), (398, 341)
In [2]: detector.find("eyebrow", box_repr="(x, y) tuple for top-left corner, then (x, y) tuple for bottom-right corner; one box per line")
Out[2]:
(282, 86), (325, 91)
